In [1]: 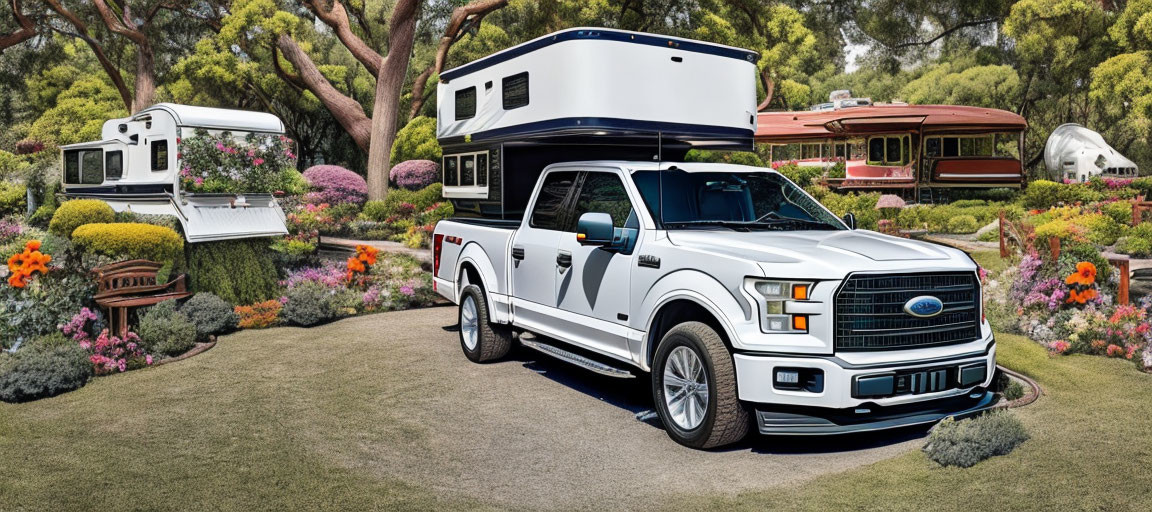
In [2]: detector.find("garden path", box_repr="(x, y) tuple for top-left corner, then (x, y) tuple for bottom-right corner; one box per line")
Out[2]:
(319, 236), (432, 265)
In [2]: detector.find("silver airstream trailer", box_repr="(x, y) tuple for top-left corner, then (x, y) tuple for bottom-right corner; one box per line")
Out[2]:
(59, 103), (290, 242)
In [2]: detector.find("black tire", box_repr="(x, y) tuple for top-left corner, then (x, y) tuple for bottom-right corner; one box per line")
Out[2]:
(458, 284), (512, 363)
(651, 321), (749, 449)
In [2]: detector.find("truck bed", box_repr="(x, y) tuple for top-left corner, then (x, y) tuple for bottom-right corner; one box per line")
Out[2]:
(433, 218), (518, 308)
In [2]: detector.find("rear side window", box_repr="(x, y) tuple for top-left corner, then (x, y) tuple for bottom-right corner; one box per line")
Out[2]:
(455, 87), (477, 120)
(105, 150), (123, 180)
(81, 151), (103, 184)
(151, 140), (168, 171)
(64, 150), (80, 184)
(568, 172), (633, 231)
(443, 155), (459, 186)
(868, 138), (884, 163)
(502, 72), (529, 110)
(530, 171), (578, 231)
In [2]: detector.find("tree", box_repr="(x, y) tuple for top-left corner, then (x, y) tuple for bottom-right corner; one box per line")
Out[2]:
(408, 0), (508, 120)
(1089, 0), (1152, 151)
(899, 62), (1021, 111)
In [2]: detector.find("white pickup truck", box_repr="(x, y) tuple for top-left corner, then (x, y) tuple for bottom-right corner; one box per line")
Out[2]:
(432, 160), (997, 449)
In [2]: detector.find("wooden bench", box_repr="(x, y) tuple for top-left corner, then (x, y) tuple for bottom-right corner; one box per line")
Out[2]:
(93, 260), (191, 337)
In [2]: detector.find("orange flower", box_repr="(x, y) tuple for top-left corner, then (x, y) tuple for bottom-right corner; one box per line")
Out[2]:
(7, 273), (25, 288)
(1065, 261), (1097, 286)
(24, 240), (40, 251)
(347, 257), (366, 273)
(355, 245), (379, 266)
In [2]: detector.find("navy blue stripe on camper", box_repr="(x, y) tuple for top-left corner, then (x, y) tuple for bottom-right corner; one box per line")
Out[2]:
(440, 28), (760, 82)
(437, 117), (755, 147)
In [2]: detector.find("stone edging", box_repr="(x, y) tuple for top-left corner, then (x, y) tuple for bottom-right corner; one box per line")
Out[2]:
(153, 337), (217, 366)
(994, 364), (1043, 409)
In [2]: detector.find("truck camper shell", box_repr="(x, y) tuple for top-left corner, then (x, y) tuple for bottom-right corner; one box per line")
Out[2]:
(59, 103), (289, 242)
(435, 28), (759, 219)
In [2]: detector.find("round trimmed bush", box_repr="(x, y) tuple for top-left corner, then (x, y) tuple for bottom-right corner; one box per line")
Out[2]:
(390, 160), (439, 190)
(282, 282), (335, 326)
(71, 222), (184, 262)
(946, 215), (980, 234)
(302, 165), (368, 205)
(137, 300), (197, 357)
(48, 199), (115, 238)
(180, 292), (239, 339)
(0, 334), (93, 403)
(390, 116), (441, 164)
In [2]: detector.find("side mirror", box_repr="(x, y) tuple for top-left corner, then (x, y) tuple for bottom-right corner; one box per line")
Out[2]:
(843, 213), (857, 230)
(576, 212), (614, 246)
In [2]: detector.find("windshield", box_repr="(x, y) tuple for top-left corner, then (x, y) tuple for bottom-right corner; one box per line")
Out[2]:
(632, 169), (846, 231)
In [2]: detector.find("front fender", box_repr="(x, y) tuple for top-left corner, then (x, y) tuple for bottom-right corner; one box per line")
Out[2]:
(636, 270), (755, 371)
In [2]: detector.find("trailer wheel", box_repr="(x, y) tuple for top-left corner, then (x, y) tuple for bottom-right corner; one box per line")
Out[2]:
(651, 322), (748, 449)
(458, 284), (512, 363)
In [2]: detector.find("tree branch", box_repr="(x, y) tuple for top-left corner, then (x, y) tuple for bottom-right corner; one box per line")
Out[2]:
(887, 17), (1000, 50)
(301, 0), (383, 76)
(0, 0), (35, 52)
(43, 0), (134, 111)
(276, 33), (372, 150)
(91, 0), (149, 46)
(408, 0), (508, 119)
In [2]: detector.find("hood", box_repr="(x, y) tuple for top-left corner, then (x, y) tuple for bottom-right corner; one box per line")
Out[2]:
(666, 229), (968, 278)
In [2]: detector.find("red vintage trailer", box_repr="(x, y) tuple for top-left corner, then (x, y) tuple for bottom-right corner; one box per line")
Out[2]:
(756, 105), (1027, 200)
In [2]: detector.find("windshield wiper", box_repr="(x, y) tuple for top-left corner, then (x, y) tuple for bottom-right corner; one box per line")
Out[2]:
(662, 220), (749, 231)
(748, 212), (837, 230)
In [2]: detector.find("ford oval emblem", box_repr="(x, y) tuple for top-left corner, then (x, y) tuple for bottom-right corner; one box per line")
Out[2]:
(903, 296), (944, 318)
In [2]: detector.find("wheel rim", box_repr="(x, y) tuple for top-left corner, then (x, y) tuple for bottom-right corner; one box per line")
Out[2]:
(461, 295), (479, 351)
(662, 346), (709, 431)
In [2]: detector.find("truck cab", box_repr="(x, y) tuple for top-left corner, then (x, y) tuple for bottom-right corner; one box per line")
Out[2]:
(429, 28), (996, 449)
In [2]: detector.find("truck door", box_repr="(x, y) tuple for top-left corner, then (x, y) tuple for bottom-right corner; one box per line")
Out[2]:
(510, 170), (578, 329)
(553, 170), (638, 359)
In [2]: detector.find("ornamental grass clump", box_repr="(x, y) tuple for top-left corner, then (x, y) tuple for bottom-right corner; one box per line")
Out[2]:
(47, 199), (114, 238)
(180, 292), (239, 340)
(137, 300), (197, 357)
(302, 165), (368, 206)
(390, 160), (439, 190)
(281, 282), (336, 327)
(923, 411), (1029, 468)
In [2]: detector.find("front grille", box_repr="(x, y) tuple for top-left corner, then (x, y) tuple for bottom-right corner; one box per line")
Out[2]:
(834, 272), (980, 351)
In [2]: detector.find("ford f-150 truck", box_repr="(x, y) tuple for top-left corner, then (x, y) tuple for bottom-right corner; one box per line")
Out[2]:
(432, 161), (997, 448)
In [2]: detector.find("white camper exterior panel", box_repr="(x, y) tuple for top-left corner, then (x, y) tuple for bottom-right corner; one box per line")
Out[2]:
(436, 30), (758, 141)
(1044, 123), (1139, 182)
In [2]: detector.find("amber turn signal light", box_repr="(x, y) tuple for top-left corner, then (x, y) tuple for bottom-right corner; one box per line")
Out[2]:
(792, 315), (808, 331)
(792, 284), (809, 300)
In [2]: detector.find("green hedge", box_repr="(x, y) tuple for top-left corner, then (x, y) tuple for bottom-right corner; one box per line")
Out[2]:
(187, 239), (279, 305)
(71, 222), (184, 263)
(49, 199), (115, 238)
(361, 183), (444, 222)
(1021, 180), (1104, 210)
(0, 181), (26, 218)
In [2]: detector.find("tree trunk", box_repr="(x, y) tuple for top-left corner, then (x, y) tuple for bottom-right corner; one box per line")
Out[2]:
(757, 67), (776, 112)
(277, 34), (373, 150)
(365, 0), (419, 200)
(303, 0), (383, 76)
(132, 45), (157, 113)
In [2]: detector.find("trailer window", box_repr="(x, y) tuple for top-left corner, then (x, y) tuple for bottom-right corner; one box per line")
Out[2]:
(885, 137), (901, 165)
(64, 150), (80, 184)
(151, 140), (168, 171)
(443, 156), (459, 186)
(925, 138), (941, 158)
(868, 138), (884, 163)
(530, 171), (578, 231)
(834, 143), (848, 159)
(80, 150), (103, 184)
(105, 150), (123, 180)
(942, 137), (959, 157)
(455, 87), (476, 120)
(502, 72), (529, 110)
(476, 153), (488, 187)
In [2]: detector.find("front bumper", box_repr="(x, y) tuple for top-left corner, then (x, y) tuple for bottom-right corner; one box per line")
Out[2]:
(732, 335), (997, 434)
(754, 389), (997, 435)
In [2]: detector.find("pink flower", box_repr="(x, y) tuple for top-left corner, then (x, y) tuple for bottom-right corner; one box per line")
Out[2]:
(253, 158), (265, 166)
(146, 355), (154, 365)
(400, 285), (415, 296)
(215, 142), (225, 151)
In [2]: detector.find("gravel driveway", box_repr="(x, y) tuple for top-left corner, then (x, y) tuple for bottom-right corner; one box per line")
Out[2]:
(318, 306), (926, 510)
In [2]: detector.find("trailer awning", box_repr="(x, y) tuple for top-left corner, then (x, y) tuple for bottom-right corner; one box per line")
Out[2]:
(77, 194), (289, 243)
(756, 105), (1027, 143)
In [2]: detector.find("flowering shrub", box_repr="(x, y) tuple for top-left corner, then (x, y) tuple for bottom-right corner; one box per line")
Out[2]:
(346, 244), (379, 284)
(235, 300), (282, 329)
(180, 129), (298, 194)
(1064, 262), (1098, 305)
(86, 329), (152, 375)
(6, 240), (50, 288)
(61, 307), (102, 343)
(0, 218), (22, 244)
(302, 165), (368, 205)
(390, 160), (439, 190)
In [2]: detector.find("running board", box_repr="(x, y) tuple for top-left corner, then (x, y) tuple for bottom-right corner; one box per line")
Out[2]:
(519, 337), (635, 379)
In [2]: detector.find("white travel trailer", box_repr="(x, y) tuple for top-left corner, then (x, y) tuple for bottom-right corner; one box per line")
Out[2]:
(59, 103), (290, 242)
(435, 27), (759, 218)
(1044, 123), (1139, 183)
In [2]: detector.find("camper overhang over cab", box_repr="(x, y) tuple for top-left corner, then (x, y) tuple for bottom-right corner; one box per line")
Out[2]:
(434, 28), (759, 219)
(60, 103), (290, 242)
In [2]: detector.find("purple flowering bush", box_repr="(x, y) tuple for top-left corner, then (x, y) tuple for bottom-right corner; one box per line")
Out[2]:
(180, 129), (299, 194)
(302, 165), (368, 206)
(277, 252), (434, 317)
(390, 160), (439, 190)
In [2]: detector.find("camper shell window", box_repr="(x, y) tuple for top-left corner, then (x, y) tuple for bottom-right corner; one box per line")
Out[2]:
(867, 136), (908, 165)
(442, 150), (490, 199)
(63, 149), (105, 185)
(925, 135), (995, 158)
(502, 72), (529, 110)
(456, 87), (477, 120)
(105, 150), (123, 180)
(151, 140), (169, 171)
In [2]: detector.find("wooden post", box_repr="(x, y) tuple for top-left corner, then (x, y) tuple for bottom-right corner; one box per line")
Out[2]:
(1049, 237), (1060, 261)
(1108, 256), (1131, 306)
(999, 210), (1008, 258)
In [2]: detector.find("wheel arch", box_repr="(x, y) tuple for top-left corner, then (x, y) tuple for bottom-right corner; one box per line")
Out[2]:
(640, 271), (747, 371)
(455, 241), (506, 324)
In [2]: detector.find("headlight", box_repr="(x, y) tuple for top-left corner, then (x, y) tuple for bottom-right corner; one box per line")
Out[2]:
(748, 279), (813, 332)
